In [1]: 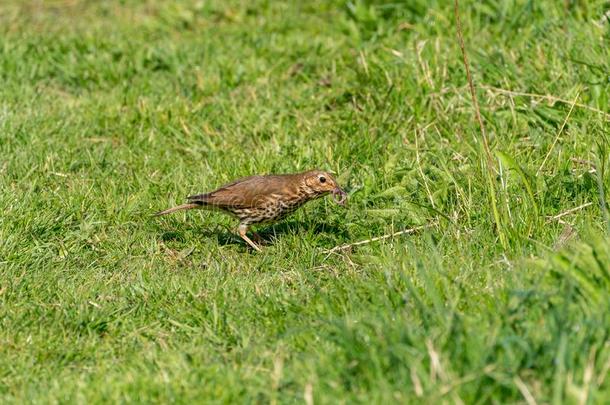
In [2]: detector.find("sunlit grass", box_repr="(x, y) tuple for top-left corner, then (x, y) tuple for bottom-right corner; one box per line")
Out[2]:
(1, 0), (609, 402)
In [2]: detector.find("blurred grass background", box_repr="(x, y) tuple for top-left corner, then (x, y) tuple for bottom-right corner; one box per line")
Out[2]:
(1, 0), (609, 402)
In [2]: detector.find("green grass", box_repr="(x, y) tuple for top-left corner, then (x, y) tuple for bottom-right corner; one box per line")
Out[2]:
(1, 0), (609, 402)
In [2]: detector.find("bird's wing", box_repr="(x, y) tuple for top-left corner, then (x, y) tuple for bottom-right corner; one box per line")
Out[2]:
(187, 175), (288, 208)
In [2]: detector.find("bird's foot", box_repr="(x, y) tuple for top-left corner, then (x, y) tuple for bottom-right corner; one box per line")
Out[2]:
(237, 224), (262, 252)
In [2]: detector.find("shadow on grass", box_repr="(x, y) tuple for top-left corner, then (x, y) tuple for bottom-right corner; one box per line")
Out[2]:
(157, 220), (349, 250)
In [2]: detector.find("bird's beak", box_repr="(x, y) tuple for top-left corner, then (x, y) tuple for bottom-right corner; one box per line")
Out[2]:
(331, 187), (347, 205)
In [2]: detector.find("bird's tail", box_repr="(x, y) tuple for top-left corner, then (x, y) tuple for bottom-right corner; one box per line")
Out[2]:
(153, 203), (200, 216)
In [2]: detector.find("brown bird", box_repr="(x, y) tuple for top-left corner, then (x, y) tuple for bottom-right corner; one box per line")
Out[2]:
(155, 169), (347, 251)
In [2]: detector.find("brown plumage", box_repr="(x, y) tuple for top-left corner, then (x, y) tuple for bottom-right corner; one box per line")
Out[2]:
(155, 169), (347, 251)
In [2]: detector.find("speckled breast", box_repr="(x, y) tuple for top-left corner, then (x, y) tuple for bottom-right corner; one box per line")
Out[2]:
(232, 196), (309, 225)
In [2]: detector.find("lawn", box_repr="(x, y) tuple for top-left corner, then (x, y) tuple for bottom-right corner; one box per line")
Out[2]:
(1, 0), (609, 403)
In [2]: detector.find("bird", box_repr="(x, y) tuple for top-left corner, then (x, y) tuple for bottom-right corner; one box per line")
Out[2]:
(155, 169), (347, 251)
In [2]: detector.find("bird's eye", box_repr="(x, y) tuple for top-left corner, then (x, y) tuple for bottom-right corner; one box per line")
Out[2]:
(319, 176), (326, 183)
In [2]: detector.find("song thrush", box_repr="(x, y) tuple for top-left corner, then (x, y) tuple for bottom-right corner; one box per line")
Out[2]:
(155, 170), (347, 251)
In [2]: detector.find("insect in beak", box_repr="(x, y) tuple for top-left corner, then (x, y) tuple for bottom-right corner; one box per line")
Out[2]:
(331, 187), (347, 205)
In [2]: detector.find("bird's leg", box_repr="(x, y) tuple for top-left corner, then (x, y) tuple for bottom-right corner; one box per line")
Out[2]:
(237, 224), (262, 252)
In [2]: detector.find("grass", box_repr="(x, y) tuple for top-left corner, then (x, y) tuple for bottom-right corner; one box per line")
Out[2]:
(1, 0), (609, 402)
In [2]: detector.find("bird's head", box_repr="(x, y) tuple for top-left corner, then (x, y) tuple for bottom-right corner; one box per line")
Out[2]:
(301, 170), (347, 205)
